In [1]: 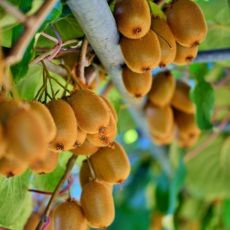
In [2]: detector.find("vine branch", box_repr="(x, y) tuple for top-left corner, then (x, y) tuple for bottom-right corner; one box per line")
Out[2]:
(4, 0), (57, 65)
(35, 154), (77, 230)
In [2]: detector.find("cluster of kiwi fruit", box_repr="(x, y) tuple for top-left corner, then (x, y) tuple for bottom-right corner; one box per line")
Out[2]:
(25, 142), (130, 229)
(145, 71), (200, 147)
(115, 0), (207, 98)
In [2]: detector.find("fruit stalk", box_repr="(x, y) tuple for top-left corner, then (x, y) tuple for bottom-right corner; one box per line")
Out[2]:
(35, 154), (77, 230)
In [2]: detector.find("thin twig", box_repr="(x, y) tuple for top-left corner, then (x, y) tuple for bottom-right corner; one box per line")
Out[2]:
(0, 0), (27, 23)
(77, 37), (88, 84)
(28, 189), (53, 195)
(185, 113), (230, 162)
(36, 154), (77, 230)
(5, 0), (57, 65)
(100, 80), (113, 96)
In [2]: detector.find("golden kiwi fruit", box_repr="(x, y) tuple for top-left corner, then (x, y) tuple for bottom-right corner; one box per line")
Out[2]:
(87, 115), (117, 147)
(166, 0), (207, 47)
(0, 157), (28, 177)
(47, 99), (78, 152)
(149, 71), (175, 107)
(29, 101), (57, 143)
(173, 43), (198, 65)
(53, 199), (87, 230)
(152, 124), (175, 145)
(171, 80), (195, 114)
(80, 180), (115, 228)
(146, 104), (174, 138)
(0, 124), (6, 158)
(100, 96), (118, 122)
(115, 0), (151, 39)
(151, 17), (176, 67)
(6, 108), (48, 162)
(72, 139), (98, 156)
(89, 142), (130, 183)
(120, 30), (161, 73)
(79, 160), (113, 193)
(174, 109), (200, 138)
(75, 127), (87, 147)
(177, 132), (199, 148)
(24, 212), (40, 230)
(122, 66), (152, 97)
(67, 89), (110, 134)
(30, 151), (59, 174)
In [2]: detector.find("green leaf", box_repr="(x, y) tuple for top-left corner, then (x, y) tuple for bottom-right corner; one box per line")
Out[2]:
(0, 171), (32, 230)
(148, 1), (166, 19)
(191, 80), (214, 130)
(186, 136), (230, 199)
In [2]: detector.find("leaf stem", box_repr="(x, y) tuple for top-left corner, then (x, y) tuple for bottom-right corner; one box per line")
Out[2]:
(35, 154), (77, 230)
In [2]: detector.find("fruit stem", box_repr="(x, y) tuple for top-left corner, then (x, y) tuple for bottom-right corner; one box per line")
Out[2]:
(86, 157), (96, 180)
(36, 154), (78, 230)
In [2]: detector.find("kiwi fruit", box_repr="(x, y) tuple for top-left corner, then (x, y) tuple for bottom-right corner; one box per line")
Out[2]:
(152, 124), (175, 145)
(151, 17), (176, 67)
(0, 124), (6, 158)
(89, 142), (130, 183)
(122, 66), (152, 97)
(171, 80), (195, 114)
(100, 96), (118, 122)
(29, 101), (57, 143)
(79, 160), (113, 192)
(166, 0), (207, 47)
(30, 151), (59, 174)
(67, 89), (110, 134)
(6, 108), (48, 162)
(0, 157), (28, 177)
(148, 71), (175, 107)
(87, 115), (117, 147)
(120, 30), (161, 73)
(173, 43), (198, 65)
(177, 132), (199, 148)
(24, 212), (40, 230)
(47, 99), (78, 151)
(72, 138), (98, 156)
(114, 0), (151, 39)
(53, 199), (87, 230)
(80, 180), (115, 228)
(146, 104), (174, 138)
(174, 109), (200, 138)
(75, 127), (87, 147)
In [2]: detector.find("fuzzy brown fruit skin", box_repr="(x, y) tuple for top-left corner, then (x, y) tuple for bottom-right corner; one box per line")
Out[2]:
(75, 127), (87, 147)
(100, 96), (118, 122)
(81, 180), (115, 228)
(90, 142), (130, 183)
(6, 108), (47, 162)
(79, 160), (113, 192)
(177, 132), (199, 148)
(146, 105), (174, 138)
(47, 99), (78, 152)
(120, 30), (161, 73)
(149, 71), (175, 107)
(87, 115), (117, 147)
(151, 17), (176, 67)
(166, 0), (207, 47)
(67, 89), (110, 134)
(122, 67), (152, 97)
(72, 139), (98, 156)
(54, 200), (87, 230)
(0, 124), (6, 158)
(173, 43), (198, 65)
(29, 101), (57, 143)
(30, 151), (59, 174)
(174, 110), (200, 138)
(171, 80), (195, 114)
(115, 0), (151, 39)
(24, 212), (40, 230)
(0, 157), (28, 177)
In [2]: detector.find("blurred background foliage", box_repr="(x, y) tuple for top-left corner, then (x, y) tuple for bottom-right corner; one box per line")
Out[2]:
(0, 0), (230, 229)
